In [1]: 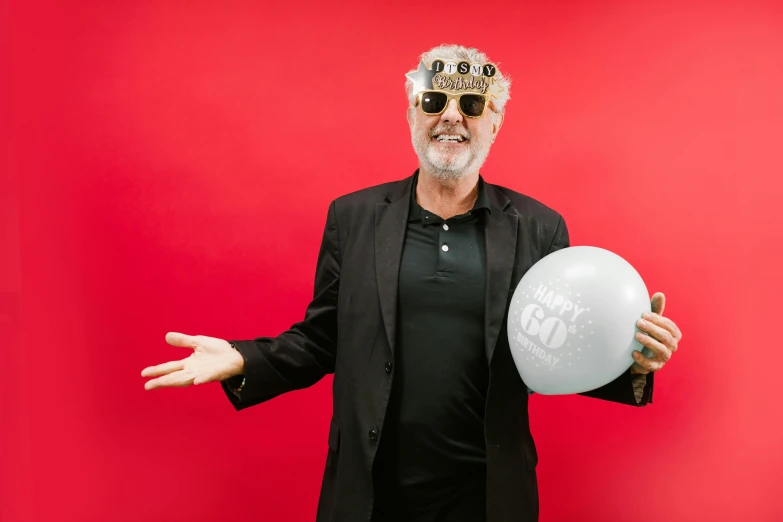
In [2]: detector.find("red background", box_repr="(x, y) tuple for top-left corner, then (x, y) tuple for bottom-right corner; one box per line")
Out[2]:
(3, 1), (782, 520)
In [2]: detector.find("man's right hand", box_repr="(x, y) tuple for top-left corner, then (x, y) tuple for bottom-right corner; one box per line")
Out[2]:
(141, 332), (245, 391)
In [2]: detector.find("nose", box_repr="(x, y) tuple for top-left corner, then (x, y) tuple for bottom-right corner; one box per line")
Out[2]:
(440, 99), (463, 124)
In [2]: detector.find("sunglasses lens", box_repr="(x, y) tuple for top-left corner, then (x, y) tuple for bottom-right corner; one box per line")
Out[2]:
(460, 94), (486, 117)
(420, 92), (448, 114)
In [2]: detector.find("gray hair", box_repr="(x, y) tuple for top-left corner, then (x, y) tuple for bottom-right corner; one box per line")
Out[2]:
(404, 44), (512, 114)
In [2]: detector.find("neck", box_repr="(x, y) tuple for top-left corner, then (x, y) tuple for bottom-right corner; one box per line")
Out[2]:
(415, 167), (480, 220)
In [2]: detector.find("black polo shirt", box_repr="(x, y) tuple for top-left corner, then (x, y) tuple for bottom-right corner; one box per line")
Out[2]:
(373, 172), (491, 522)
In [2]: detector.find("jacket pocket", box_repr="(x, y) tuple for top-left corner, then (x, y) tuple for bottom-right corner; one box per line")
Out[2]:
(328, 417), (341, 452)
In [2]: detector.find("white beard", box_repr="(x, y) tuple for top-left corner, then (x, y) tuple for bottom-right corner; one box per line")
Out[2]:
(410, 120), (493, 180)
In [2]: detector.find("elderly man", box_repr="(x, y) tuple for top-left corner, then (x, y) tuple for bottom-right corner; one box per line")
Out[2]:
(142, 44), (682, 522)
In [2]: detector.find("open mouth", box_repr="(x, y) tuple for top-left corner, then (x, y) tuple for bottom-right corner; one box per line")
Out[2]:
(432, 134), (467, 143)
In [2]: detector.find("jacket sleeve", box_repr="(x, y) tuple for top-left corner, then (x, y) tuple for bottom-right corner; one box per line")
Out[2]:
(220, 200), (341, 411)
(546, 215), (654, 407)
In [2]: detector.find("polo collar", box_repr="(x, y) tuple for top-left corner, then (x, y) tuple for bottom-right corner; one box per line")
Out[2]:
(408, 169), (491, 225)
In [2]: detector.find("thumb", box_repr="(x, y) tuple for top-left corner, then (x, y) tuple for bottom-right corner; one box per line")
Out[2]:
(165, 331), (198, 349)
(650, 292), (666, 316)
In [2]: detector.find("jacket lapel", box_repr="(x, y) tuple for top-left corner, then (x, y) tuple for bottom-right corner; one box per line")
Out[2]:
(484, 183), (519, 363)
(375, 174), (415, 356)
(373, 174), (518, 362)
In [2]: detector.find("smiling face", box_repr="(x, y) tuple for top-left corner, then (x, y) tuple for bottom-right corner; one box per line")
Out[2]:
(408, 94), (503, 180)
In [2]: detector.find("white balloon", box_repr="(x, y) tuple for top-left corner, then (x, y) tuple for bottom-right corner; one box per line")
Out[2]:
(507, 246), (650, 394)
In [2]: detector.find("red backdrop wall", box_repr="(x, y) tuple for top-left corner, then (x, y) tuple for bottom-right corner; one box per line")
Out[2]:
(3, 0), (782, 520)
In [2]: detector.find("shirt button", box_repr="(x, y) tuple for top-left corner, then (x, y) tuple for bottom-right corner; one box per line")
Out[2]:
(442, 244), (449, 252)
(443, 224), (449, 231)
(385, 362), (393, 373)
(368, 429), (379, 441)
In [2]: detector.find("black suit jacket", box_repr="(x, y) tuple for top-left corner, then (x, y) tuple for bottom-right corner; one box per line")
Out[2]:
(222, 172), (653, 522)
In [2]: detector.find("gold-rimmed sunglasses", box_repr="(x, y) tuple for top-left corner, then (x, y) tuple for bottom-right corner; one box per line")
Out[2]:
(415, 91), (494, 118)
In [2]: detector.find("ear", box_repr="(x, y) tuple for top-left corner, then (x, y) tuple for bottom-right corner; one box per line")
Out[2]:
(407, 105), (414, 127)
(492, 111), (504, 138)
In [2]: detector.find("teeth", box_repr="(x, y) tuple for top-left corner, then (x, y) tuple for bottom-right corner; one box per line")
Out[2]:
(435, 134), (466, 142)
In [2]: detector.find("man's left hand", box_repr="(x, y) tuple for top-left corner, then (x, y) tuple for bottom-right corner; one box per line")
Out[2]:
(630, 292), (682, 375)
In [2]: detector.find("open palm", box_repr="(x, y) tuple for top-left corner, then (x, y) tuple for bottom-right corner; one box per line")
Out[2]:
(141, 332), (244, 390)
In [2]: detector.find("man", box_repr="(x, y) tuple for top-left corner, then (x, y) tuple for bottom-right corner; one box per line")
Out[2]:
(141, 45), (682, 521)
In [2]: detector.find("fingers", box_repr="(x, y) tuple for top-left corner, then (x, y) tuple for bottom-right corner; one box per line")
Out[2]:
(631, 350), (663, 372)
(632, 328), (669, 372)
(144, 369), (195, 391)
(642, 312), (682, 349)
(165, 332), (199, 349)
(141, 359), (185, 378)
(140, 333), (198, 388)
(633, 293), (683, 373)
(650, 292), (666, 316)
(636, 316), (675, 352)
(635, 329), (670, 361)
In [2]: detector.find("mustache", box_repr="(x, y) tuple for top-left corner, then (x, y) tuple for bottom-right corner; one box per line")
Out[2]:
(428, 125), (471, 139)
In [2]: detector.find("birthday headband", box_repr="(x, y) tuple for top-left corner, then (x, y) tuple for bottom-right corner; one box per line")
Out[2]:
(405, 59), (505, 101)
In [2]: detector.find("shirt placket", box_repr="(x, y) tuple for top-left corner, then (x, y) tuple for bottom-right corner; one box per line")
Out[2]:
(437, 219), (453, 274)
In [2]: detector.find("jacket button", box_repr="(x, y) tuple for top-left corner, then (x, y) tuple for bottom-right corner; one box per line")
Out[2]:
(385, 362), (393, 373)
(368, 429), (379, 441)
